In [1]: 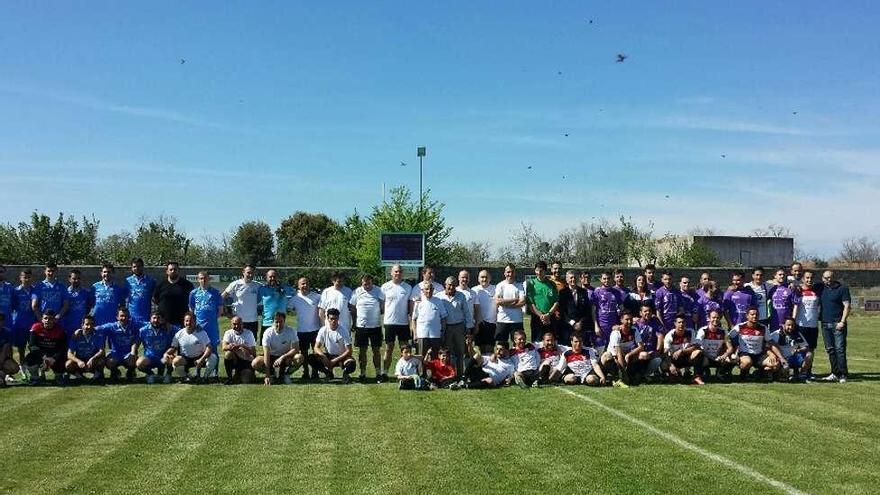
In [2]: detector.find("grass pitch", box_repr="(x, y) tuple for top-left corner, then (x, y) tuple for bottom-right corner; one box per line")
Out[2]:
(1, 317), (878, 494)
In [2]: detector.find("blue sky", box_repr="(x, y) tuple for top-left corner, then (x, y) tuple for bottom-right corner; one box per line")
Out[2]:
(2, 1), (879, 257)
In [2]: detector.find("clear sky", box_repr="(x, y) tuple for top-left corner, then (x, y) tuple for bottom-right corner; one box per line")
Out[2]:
(2, 1), (878, 258)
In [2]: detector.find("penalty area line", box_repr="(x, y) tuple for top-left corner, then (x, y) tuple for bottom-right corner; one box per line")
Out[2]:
(556, 387), (809, 495)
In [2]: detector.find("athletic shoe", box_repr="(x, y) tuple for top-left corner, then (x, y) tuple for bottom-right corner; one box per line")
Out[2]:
(376, 375), (384, 384)
(822, 373), (838, 382)
(612, 380), (629, 389)
(146, 375), (157, 385)
(839, 376), (847, 384)
(693, 376), (705, 386)
(531, 380), (541, 388)
(283, 374), (292, 385)
(449, 381), (462, 391)
(93, 375), (105, 386)
(380, 373), (389, 383)
(223, 378), (234, 385)
(163, 374), (172, 384)
(357, 374), (366, 383)
(514, 374), (528, 389)
(56, 374), (68, 386)
(126, 369), (136, 382)
(4, 375), (15, 384)
(28, 376), (41, 386)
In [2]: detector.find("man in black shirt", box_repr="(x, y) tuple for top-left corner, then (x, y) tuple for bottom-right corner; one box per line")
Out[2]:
(817, 270), (851, 383)
(152, 261), (194, 326)
(557, 270), (593, 346)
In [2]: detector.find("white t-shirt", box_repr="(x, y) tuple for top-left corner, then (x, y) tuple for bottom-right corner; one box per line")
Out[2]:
(795, 289), (820, 328)
(472, 284), (497, 324)
(728, 323), (768, 355)
(395, 356), (420, 377)
(223, 279), (261, 322)
(694, 326), (727, 359)
(261, 325), (299, 356)
(318, 285), (353, 330)
(172, 328), (211, 358)
(481, 355), (515, 385)
(412, 297), (448, 339)
(316, 324), (352, 356)
(663, 329), (694, 354)
(381, 280), (412, 326)
(608, 327), (642, 355)
(562, 348), (598, 378)
(747, 282), (770, 320)
(350, 285), (385, 328)
(287, 291), (321, 333)
(495, 280), (525, 323)
(456, 286), (476, 328)
(508, 343), (540, 372)
(222, 328), (256, 348)
(409, 281), (444, 302)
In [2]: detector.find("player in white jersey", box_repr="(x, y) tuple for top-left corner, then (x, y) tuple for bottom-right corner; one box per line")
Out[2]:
(221, 316), (256, 384)
(494, 264), (526, 344)
(287, 276), (322, 380)
(728, 307), (782, 380)
(464, 336), (514, 388)
(253, 312), (304, 385)
(694, 309), (735, 381)
(318, 271), (353, 332)
(509, 329), (540, 388)
(662, 315), (705, 385)
(471, 269), (497, 354)
(536, 332), (567, 384)
(349, 274), (385, 382)
(769, 317), (813, 381)
(380, 265), (413, 382)
(560, 332), (606, 386)
(603, 312), (642, 386)
(168, 312), (217, 383)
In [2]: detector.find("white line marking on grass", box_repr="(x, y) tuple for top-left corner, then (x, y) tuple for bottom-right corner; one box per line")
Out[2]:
(557, 388), (810, 495)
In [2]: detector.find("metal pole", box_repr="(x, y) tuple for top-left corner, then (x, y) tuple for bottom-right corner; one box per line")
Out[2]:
(419, 155), (423, 211)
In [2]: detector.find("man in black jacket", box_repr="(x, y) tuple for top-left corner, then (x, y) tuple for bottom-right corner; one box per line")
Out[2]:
(557, 271), (594, 346)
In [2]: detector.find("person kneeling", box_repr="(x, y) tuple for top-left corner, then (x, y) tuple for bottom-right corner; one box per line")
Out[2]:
(662, 315), (705, 385)
(65, 315), (105, 384)
(253, 312), (303, 385)
(169, 312), (217, 383)
(769, 317), (813, 381)
(729, 307), (780, 381)
(307, 308), (356, 383)
(424, 347), (460, 390)
(222, 316), (256, 385)
(509, 329), (540, 388)
(560, 332), (606, 386)
(602, 312), (643, 387)
(0, 314), (22, 386)
(537, 332), (567, 384)
(135, 311), (176, 384)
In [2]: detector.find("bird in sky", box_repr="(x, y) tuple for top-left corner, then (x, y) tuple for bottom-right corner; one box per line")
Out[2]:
(564, 133), (569, 137)
(616, 54), (627, 63)
(721, 154), (726, 158)
(400, 161), (407, 167)
(792, 111), (798, 115)
(527, 165), (533, 170)
(180, 58), (186, 64)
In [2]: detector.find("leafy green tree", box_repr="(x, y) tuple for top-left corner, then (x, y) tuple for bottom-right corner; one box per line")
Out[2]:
(275, 212), (339, 265)
(317, 212), (368, 268)
(231, 221), (275, 266)
(7, 212), (100, 264)
(658, 236), (720, 267)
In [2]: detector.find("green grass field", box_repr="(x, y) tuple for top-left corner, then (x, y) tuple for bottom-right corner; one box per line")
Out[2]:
(2, 317), (878, 494)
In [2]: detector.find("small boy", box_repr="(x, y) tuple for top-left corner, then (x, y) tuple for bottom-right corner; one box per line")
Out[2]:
(424, 348), (460, 390)
(395, 344), (423, 390)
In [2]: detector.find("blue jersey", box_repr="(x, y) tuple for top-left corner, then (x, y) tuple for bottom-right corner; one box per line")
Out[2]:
(138, 323), (176, 357)
(11, 285), (36, 330)
(63, 286), (94, 336)
(97, 321), (138, 357)
(68, 329), (104, 360)
(125, 274), (156, 324)
(189, 287), (223, 342)
(33, 279), (67, 314)
(92, 281), (129, 326)
(0, 281), (13, 319)
(259, 285), (289, 326)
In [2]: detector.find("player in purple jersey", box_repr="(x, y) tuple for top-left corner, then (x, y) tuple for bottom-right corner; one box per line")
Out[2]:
(591, 272), (622, 352)
(653, 272), (681, 331)
(696, 281), (722, 328)
(768, 268), (796, 331)
(611, 269), (630, 304)
(695, 271), (712, 300)
(678, 276), (700, 329)
(644, 264), (663, 291)
(722, 271), (757, 328)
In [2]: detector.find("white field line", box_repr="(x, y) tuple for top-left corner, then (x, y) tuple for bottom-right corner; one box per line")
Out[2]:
(557, 388), (810, 495)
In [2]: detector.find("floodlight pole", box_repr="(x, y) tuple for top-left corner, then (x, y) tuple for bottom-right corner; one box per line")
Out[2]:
(417, 146), (426, 211)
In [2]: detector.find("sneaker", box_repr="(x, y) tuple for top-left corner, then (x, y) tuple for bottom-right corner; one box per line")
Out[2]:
(56, 374), (68, 386)
(514, 374), (528, 389)
(822, 373), (838, 382)
(28, 376), (41, 386)
(839, 376), (847, 384)
(612, 380), (629, 389)
(163, 374), (172, 384)
(380, 373), (389, 383)
(93, 375), (105, 386)
(376, 375), (384, 384)
(223, 378), (234, 385)
(282, 374), (292, 385)
(449, 381), (462, 391)
(357, 374), (366, 383)
(126, 369), (136, 382)
(531, 380), (541, 388)
(4, 375), (15, 384)
(693, 376), (705, 386)
(146, 375), (156, 385)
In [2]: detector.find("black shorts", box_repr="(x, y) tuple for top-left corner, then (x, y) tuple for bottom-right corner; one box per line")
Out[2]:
(355, 327), (382, 348)
(227, 357), (253, 371)
(298, 330), (318, 353)
(384, 324), (411, 344)
(742, 352), (766, 364)
(495, 321), (523, 343)
(670, 353), (692, 368)
(475, 321), (496, 346)
(798, 326), (818, 350)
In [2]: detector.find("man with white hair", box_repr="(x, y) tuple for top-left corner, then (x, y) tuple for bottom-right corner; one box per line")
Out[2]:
(436, 276), (471, 378)
(411, 281), (448, 357)
(471, 269), (496, 354)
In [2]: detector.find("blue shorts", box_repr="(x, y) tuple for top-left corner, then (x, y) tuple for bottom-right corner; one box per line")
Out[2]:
(107, 350), (133, 364)
(787, 354), (805, 368)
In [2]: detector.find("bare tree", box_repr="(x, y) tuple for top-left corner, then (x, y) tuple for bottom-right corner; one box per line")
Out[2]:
(837, 236), (880, 263)
(751, 223), (793, 237)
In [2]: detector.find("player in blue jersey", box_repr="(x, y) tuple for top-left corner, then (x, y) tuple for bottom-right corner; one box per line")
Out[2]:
(63, 269), (94, 337)
(97, 307), (139, 382)
(31, 262), (69, 321)
(134, 311), (177, 384)
(65, 314), (105, 384)
(188, 271), (223, 353)
(0, 264), (13, 322)
(125, 257), (156, 327)
(92, 263), (129, 326)
(11, 269), (36, 369)
(0, 314), (21, 386)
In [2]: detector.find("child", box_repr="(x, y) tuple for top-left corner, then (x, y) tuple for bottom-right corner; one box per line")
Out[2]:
(395, 344), (423, 390)
(424, 348), (460, 390)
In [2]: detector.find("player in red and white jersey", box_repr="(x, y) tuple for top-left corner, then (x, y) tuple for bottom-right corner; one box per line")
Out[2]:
(536, 331), (567, 384)
(728, 307), (782, 380)
(662, 315), (705, 384)
(560, 332), (606, 386)
(509, 329), (540, 388)
(694, 309), (735, 381)
(603, 312), (643, 386)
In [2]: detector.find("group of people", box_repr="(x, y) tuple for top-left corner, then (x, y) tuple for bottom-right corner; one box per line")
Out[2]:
(0, 258), (853, 389)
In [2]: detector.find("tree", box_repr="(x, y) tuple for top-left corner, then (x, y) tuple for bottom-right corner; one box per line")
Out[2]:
(751, 223), (793, 237)
(447, 240), (492, 265)
(837, 236), (880, 264)
(7, 212), (100, 264)
(317, 212), (368, 267)
(130, 215), (192, 265)
(275, 212), (339, 265)
(658, 236), (721, 267)
(230, 221), (275, 266)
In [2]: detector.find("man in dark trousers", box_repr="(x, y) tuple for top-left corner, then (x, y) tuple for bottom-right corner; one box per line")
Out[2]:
(817, 270), (851, 383)
(557, 270), (593, 346)
(153, 261), (194, 326)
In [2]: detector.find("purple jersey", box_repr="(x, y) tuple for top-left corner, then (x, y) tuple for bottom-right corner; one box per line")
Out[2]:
(634, 317), (663, 352)
(722, 287), (757, 326)
(696, 293), (722, 328)
(768, 284), (796, 331)
(680, 290), (699, 319)
(592, 287), (622, 329)
(611, 286), (630, 305)
(653, 286), (681, 330)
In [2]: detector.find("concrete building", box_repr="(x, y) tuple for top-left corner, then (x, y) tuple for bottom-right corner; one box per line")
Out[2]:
(693, 235), (794, 267)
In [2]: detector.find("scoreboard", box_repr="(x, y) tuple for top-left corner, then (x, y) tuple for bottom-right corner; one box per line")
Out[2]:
(380, 232), (425, 267)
